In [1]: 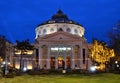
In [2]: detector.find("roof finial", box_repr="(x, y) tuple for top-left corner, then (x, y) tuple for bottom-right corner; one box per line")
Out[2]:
(57, 8), (63, 14)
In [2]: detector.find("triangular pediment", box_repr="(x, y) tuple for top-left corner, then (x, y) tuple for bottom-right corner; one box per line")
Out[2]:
(39, 31), (82, 41)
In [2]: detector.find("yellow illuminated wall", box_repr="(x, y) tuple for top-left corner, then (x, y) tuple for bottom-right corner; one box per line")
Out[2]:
(15, 49), (33, 55)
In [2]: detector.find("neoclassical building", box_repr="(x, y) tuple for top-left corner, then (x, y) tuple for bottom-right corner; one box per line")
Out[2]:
(34, 9), (92, 70)
(13, 9), (92, 71)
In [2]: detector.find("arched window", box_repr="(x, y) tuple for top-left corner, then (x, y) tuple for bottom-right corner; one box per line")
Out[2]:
(43, 29), (46, 34)
(74, 45), (79, 55)
(74, 29), (78, 33)
(37, 35), (39, 38)
(58, 28), (63, 31)
(50, 28), (54, 32)
(39, 30), (41, 34)
(79, 30), (81, 34)
(66, 28), (71, 32)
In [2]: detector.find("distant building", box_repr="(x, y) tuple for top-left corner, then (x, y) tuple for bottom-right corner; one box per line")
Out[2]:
(0, 36), (14, 67)
(14, 47), (34, 71)
(13, 9), (92, 71)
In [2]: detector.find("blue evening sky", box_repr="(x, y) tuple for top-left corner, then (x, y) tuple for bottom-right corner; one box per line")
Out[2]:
(0, 0), (120, 43)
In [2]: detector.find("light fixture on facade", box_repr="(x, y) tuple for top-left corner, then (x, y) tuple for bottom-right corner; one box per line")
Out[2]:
(23, 67), (27, 72)
(54, 47), (58, 51)
(115, 61), (118, 64)
(90, 66), (96, 72)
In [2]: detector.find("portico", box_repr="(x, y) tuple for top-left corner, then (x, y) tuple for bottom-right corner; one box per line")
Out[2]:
(35, 31), (90, 70)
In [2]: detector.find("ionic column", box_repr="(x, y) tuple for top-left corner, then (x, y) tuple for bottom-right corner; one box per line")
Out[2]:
(71, 45), (75, 69)
(64, 56), (66, 69)
(47, 45), (50, 69)
(55, 56), (58, 69)
(80, 43), (83, 69)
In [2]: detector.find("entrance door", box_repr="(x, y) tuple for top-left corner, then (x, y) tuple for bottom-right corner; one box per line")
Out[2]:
(58, 56), (64, 69)
(66, 57), (70, 69)
(50, 57), (55, 69)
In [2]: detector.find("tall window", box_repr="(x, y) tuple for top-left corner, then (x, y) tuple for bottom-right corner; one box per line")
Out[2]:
(74, 45), (79, 55)
(79, 30), (81, 34)
(39, 30), (41, 34)
(43, 29), (46, 34)
(83, 48), (85, 64)
(36, 49), (39, 63)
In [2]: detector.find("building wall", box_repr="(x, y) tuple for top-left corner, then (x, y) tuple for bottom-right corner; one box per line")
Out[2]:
(34, 31), (92, 70)
(35, 23), (84, 38)
(0, 36), (14, 67)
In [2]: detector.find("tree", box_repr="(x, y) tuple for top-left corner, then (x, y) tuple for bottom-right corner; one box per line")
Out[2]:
(90, 39), (114, 69)
(0, 57), (3, 77)
(108, 21), (120, 61)
(0, 36), (5, 76)
(0, 36), (6, 60)
(15, 39), (34, 72)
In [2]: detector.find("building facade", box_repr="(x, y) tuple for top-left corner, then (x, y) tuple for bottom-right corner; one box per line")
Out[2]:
(13, 9), (92, 71)
(34, 9), (92, 70)
(0, 36), (14, 66)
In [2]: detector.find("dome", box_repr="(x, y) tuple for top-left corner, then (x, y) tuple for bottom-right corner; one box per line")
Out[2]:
(35, 9), (85, 39)
(38, 9), (83, 26)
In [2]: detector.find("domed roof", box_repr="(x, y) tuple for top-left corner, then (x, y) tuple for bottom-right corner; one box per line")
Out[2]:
(38, 9), (83, 27)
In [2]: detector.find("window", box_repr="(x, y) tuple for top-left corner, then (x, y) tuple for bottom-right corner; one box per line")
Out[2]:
(36, 49), (39, 63)
(58, 28), (63, 31)
(43, 29), (46, 34)
(74, 29), (78, 33)
(66, 28), (71, 32)
(37, 35), (39, 38)
(39, 30), (41, 34)
(50, 28), (54, 32)
(83, 48), (85, 64)
(79, 30), (81, 34)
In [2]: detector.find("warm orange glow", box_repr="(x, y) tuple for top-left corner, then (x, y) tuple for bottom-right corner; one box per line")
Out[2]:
(15, 49), (33, 55)
(15, 64), (20, 69)
(58, 56), (63, 60)
(90, 40), (115, 65)
(0, 57), (3, 62)
(27, 65), (32, 69)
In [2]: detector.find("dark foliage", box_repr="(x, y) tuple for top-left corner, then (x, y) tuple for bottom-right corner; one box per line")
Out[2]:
(15, 39), (34, 72)
(108, 21), (120, 61)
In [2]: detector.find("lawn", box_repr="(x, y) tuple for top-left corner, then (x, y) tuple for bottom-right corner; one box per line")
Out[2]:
(0, 73), (120, 83)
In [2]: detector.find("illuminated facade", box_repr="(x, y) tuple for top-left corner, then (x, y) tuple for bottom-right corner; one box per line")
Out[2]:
(14, 49), (34, 70)
(13, 9), (92, 71)
(0, 36), (14, 67)
(34, 9), (92, 70)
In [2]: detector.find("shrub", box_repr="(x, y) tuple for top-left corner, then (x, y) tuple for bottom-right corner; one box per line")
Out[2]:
(49, 69), (62, 74)
(15, 71), (22, 76)
(27, 70), (42, 75)
(0, 65), (3, 77)
(6, 73), (15, 78)
(0, 73), (2, 79)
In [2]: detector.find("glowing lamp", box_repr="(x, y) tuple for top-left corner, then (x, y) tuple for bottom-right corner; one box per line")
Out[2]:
(90, 66), (96, 72)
